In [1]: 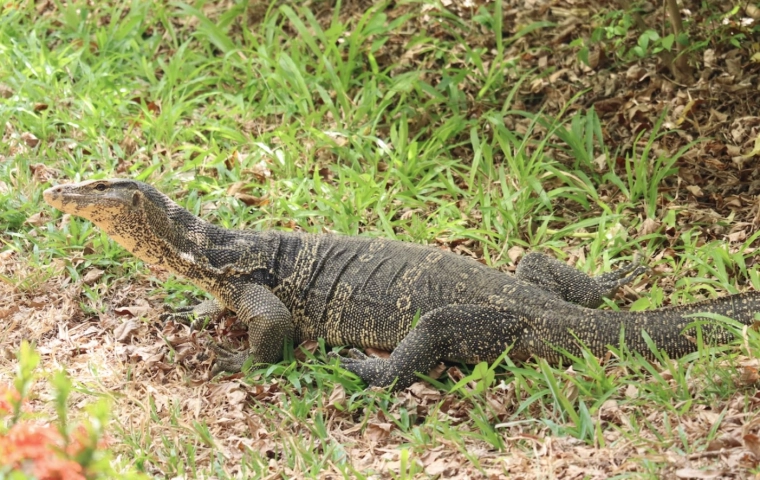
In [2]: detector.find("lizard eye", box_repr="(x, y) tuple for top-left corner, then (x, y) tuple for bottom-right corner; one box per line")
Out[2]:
(94, 183), (107, 191)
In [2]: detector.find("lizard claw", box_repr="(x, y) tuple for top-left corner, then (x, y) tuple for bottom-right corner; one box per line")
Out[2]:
(208, 341), (247, 375)
(348, 348), (370, 360)
(598, 254), (649, 288)
(160, 309), (207, 331)
(160, 299), (225, 331)
(160, 309), (194, 326)
(328, 349), (394, 388)
(327, 348), (370, 364)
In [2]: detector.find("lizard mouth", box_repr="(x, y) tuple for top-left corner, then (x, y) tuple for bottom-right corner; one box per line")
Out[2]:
(43, 185), (75, 206)
(43, 185), (64, 205)
(42, 185), (94, 211)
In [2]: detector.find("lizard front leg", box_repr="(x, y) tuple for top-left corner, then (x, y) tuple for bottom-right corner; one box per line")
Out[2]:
(160, 298), (226, 330)
(211, 283), (295, 375)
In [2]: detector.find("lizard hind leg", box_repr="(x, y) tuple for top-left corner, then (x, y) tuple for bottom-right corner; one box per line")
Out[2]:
(515, 252), (647, 308)
(329, 304), (522, 390)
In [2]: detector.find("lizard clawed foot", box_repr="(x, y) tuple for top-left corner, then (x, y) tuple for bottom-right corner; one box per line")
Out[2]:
(159, 299), (225, 331)
(595, 253), (649, 297)
(208, 341), (247, 376)
(159, 309), (205, 331)
(328, 347), (380, 364)
(328, 349), (393, 388)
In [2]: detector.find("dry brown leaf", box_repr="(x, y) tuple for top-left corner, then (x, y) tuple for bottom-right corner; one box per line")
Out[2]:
(225, 151), (241, 171)
(24, 212), (47, 226)
(625, 65), (647, 82)
(703, 49), (717, 68)
(234, 193), (269, 207)
(326, 384), (346, 411)
(507, 246), (525, 263)
(737, 365), (760, 387)
(594, 153), (608, 172)
(28, 296), (49, 308)
(0, 305), (19, 320)
(20, 132), (39, 148)
(743, 434), (760, 457)
(250, 160), (271, 182)
(421, 449), (457, 476)
(114, 304), (151, 318)
(113, 320), (141, 343)
(674, 468), (723, 479)
(707, 434), (742, 451)
(120, 135), (138, 156)
(446, 366), (465, 384)
(295, 339), (319, 362)
(123, 344), (164, 363)
(407, 382), (441, 403)
(30, 163), (54, 182)
(400, 208), (423, 221)
(427, 362), (447, 380)
(727, 230), (746, 243)
(364, 422), (393, 442)
(686, 185), (704, 197)
(625, 384), (638, 399)
(82, 268), (104, 285)
(639, 217), (662, 236)
(563, 381), (579, 403)
(225, 386), (247, 406)
(225, 180), (246, 196)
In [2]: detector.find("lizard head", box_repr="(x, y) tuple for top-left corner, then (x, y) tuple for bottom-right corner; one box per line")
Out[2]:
(43, 178), (176, 264)
(44, 178), (147, 224)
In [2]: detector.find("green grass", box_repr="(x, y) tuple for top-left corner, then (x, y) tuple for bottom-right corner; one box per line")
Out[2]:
(1, 0), (758, 477)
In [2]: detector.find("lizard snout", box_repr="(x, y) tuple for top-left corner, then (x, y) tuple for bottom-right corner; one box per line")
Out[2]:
(43, 185), (66, 208)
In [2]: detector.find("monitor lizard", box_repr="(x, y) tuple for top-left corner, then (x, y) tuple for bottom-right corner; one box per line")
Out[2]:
(43, 179), (760, 390)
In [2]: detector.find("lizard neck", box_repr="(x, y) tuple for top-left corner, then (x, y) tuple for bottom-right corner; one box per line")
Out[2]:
(103, 187), (231, 280)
